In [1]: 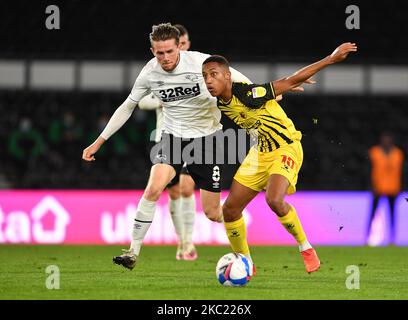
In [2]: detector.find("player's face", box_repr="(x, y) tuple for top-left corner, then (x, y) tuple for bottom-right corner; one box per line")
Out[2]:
(179, 34), (191, 51)
(202, 62), (231, 97)
(151, 39), (180, 72)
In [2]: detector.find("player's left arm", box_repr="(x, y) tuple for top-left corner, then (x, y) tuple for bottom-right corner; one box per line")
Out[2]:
(229, 66), (299, 101)
(271, 42), (357, 97)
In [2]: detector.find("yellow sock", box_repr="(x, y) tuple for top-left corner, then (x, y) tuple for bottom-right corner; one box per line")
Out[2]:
(278, 205), (307, 245)
(224, 216), (250, 256)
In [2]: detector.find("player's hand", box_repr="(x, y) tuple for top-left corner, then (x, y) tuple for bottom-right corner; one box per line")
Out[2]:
(291, 78), (317, 92)
(329, 42), (357, 64)
(82, 142), (100, 161)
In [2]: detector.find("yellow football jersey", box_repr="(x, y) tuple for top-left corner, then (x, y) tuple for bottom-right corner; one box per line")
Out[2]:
(218, 82), (302, 152)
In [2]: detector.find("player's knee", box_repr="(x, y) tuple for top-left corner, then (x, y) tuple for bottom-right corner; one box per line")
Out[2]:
(181, 186), (194, 198)
(180, 176), (195, 197)
(144, 185), (163, 202)
(167, 186), (181, 200)
(266, 195), (285, 216)
(222, 202), (240, 222)
(204, 206), (221, 222)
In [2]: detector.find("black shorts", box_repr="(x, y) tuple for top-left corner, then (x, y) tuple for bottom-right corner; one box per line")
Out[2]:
(180, 163), (190, 175)
(166, 163), (190, 188)
(152, 131), (224, 192)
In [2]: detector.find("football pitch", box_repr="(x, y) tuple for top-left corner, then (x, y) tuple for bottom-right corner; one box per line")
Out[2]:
(0, 245), (407, 300)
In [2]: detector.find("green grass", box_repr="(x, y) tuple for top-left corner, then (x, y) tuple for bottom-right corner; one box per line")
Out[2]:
(0, 245), (407, 300)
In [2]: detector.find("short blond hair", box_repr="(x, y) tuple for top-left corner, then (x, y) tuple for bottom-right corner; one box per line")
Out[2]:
(149, 23), (180, 45)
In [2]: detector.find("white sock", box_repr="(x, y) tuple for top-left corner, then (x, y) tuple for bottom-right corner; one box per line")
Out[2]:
(169, 198), (184, 243)
(130, 197), (156, 256)
(181, 195), (196, 243)
(299, 239), (313, 252)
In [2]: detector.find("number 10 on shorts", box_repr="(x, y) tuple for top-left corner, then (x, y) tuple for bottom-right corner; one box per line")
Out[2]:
(281, 155), (295, 169)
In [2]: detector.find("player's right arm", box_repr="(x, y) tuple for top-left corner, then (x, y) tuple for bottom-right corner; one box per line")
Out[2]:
(271, 42), (357, 96)
(82, 98), (138, 161)
(82, 62), (152, 162)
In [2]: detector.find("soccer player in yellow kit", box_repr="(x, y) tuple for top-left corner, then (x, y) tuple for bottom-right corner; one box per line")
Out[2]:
(202, 42), (357, 273)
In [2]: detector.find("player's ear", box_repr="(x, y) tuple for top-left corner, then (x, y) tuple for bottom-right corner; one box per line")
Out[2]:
(150, 47), (155, 55)
(225, 70), (232, 80)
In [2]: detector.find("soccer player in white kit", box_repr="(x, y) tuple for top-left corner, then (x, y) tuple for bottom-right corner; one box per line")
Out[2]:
(82, 23), (251, 270)
(138, 24), (199, 261)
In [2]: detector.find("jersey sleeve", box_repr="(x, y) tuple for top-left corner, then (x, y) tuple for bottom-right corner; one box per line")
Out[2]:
(232, 82), (276, 109)
(230, 67), (252, 84)
(128, 62), (152, 103)
(100, 97), (137, 140)
(191, 51), (211, 62)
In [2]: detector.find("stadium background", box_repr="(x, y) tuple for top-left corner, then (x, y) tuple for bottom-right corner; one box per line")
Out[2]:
(0, 0), (407, 247)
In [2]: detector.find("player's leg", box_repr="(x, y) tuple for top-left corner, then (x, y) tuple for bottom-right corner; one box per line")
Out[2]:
(226, 145), (268, 275)
(388, 195), (397, 245)
(265, 140), (319, 272)
(135, 163), (177, 250)
(187, 161), (224, 222)
(180, 170), (198, 260)
(265, 174), (319, 273)
(366, 194), (380, 243)
(200, 189), (223, 222)
(113, 163), (176, 270)
(223, 179), (258, 269)
(167, 178), (184, 260)
(188, 130), (224, 222)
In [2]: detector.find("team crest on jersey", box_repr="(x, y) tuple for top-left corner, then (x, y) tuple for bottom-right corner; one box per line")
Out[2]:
(185, 74), (200, 82)
(252, 86), (267, 98)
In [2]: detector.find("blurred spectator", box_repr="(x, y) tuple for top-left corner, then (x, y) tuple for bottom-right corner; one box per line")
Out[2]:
(367, 132), (404, 244)
(8, 117), (45, 165)
(86, 114), (128, 158)
(49, 111), (83, 155)
(8, 117), (45, 186)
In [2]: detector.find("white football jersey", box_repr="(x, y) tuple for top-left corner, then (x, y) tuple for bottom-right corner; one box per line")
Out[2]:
(129, 51), (220, 138)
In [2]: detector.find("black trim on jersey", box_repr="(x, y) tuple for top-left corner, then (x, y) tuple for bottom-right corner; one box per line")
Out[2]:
(217, 97), (231, 107)
(259, 136), (272, 153)
(259, 115), (288, 130)
(231, 82), (275, 109)
(134, 219), (153, 223)
(262, 123), (293, 145)
(259, 127), (280, 150)
(270, 82), (276, 98)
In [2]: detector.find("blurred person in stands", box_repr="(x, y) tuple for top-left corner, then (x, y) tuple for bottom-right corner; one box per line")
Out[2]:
(367, 132), (404, 245)
(86, 114), (129, 159)
(49, 111), (83, 156)
(8, 117), (45, 186)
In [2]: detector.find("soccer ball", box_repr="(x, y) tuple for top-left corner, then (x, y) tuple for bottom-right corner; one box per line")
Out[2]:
(215, 253), (251, 287)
